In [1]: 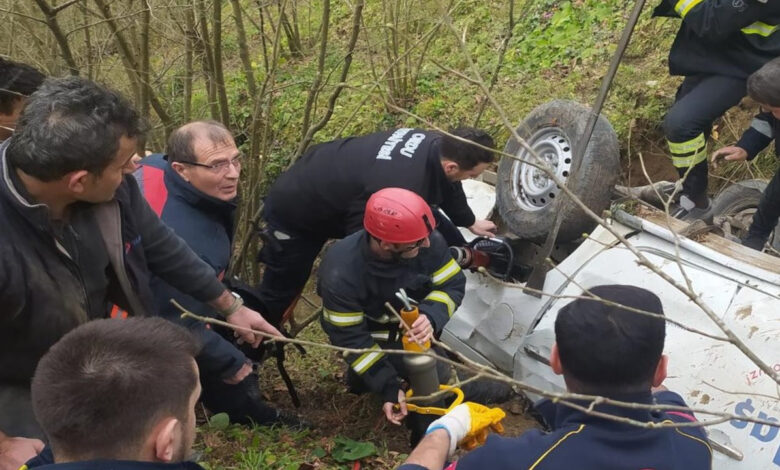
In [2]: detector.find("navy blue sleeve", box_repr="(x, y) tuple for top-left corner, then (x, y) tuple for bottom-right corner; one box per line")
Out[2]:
(735, 112), (775, 161)
(195, 326), (247, 379)
(151, 278), (247, 379)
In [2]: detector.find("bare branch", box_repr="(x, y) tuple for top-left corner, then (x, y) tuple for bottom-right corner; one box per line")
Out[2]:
(52, 0), (80, 15)
(175, 304), (780, 430)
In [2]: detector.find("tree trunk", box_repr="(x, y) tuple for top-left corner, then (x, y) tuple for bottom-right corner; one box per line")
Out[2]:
(138, 0), (151, 153)
(293, 0), (363, 163)
(184, 4), (196, 122)
(196, 0), (219, 120)
(93, 0), (174, 134)
(212, 0), (231, 126)
(230, 0), (258, 98)
(32, 0), (80, 76)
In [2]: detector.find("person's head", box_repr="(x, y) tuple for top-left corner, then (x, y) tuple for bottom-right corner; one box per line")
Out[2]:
(364, 187), (436, 260)
(7, 77), (143, 203)
(550, 285), (668, 396)
(439, 127), (495, 182)
(0, 58), (45, 140)
(748, 57), (780, 119)
(166, 120), (241, 201)
(31, 318), (201, 463)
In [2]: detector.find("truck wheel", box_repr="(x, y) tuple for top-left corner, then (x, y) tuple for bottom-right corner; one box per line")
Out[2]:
(496, 100), (620, 242)
(710, 179), (778, 250)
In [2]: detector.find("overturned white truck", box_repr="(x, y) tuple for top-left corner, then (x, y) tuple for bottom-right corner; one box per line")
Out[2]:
(443, 101), (780, 469)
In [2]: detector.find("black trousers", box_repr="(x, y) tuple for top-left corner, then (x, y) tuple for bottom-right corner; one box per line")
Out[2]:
(255, 221), (328, 325)
(663, 75), (746, 202)
(748, 168), (780, 242)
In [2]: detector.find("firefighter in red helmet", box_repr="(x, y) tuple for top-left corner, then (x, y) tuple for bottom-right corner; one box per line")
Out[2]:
(317, 188), (466, 432)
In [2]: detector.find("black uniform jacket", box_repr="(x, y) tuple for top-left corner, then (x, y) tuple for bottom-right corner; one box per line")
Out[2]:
(654, 0), (780, 78)
(265, 129), (476, 238)
(317, 230), (466, 403)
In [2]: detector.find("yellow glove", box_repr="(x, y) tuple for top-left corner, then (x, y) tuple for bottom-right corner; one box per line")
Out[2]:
(458, 402), (506, 451)
(426, 402), (506, 457)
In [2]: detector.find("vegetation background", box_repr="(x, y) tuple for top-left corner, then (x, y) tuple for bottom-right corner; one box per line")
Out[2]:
(1, 0), (777, 468)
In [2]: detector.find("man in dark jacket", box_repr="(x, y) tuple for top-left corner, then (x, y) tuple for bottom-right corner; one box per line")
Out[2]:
(0, 77), (280, 470)
(258, 127), (494, 326)
(26, 317), (205, 470)
(711, 57), (780, 250)
(317, 188), (466, 426)
(135, 121), (306, 428)
(399, 285), (712, 470)
(0, 58), (44, 144)
(654, 0), (780, 218)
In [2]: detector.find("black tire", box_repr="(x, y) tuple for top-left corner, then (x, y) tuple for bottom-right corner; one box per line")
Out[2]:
(496, 100), (620, 242)
(710, 179), (767, 217)
(710, 179), (779, 249)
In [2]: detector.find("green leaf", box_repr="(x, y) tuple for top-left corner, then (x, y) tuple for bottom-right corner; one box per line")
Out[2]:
(330, 436), (377, 463)
(311, 447), (327, 459)
(208, 412), (230, 430)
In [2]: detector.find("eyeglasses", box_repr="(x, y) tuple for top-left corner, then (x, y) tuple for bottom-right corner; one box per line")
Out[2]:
(398, 236), (429, 253)
(179, 153), (243, 174)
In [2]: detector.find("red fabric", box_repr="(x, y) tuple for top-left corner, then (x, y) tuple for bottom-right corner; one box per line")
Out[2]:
(143, 165), (168, 217)
(666, 411), (697, 422)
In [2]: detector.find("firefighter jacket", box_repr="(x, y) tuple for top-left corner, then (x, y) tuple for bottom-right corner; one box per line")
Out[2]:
(134, 154), (247, 380)
(0, 143), (225, 387)
(399, 391), (712, 470)
(317, 229), (466, 404)
(736, 110), (780, 160)
(654, 0), (780, 79)
(264, 129), (476, 239)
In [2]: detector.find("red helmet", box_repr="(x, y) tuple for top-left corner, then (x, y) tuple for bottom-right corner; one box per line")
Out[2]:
(364, 188), (436, 243)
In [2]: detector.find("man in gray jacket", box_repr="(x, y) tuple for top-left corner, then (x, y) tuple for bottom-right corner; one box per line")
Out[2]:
(0, 77), (281, 470)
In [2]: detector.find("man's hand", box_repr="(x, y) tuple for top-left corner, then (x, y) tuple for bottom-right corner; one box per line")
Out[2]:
(0, 435), (44, 470)
(468, 219), (497, 237)
(407, 314), (433, 345)
(382, 389), (408, 425)
(223, 361), (253, 385)
(711, 146), (748, 169)
(228, 305), (283, 348)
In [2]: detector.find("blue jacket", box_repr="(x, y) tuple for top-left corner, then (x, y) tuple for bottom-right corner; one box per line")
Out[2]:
(133, 154), (245, 379)
(400, 391), (712, 470)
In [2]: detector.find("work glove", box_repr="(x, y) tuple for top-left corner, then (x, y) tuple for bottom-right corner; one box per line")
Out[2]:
(425, 402), (506, 457)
